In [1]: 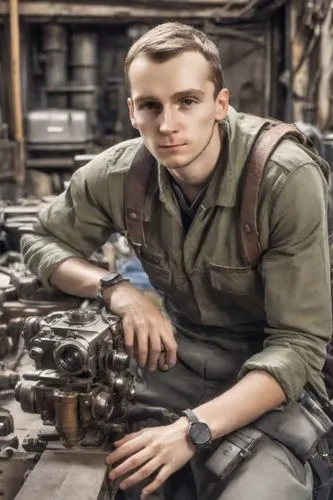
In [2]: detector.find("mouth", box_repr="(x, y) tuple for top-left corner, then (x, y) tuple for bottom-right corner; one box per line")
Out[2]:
(158, 144), (186, 151)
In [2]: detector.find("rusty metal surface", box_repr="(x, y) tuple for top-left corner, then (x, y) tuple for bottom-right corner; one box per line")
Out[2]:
(14, 448), (108, 500)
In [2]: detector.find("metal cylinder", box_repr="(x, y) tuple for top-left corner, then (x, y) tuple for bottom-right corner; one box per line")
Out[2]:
(15, 380), (38, 413)
(71, 33), (97, 85)
(43, 24), (68, 108)
(54, 390), (80, 448)
(70, 33), (98, 127)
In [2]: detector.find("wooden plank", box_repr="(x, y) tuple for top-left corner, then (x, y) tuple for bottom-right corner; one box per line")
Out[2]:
(0, 1), (251, 19)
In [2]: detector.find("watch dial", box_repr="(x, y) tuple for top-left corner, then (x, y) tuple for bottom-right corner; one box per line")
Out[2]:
(189, 422), (211, 446)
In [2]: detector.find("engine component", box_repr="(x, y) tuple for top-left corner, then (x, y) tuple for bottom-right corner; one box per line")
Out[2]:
(0, 407), (14, 436)
(15, 309), (135, 448)
(0, 258), (81, 359)
(0, 365), (19, 390)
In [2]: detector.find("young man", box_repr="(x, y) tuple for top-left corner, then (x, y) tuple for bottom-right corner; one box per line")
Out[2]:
(22, 23), (332, 500)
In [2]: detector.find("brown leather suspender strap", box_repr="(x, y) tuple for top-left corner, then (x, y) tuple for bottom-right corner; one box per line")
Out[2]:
(124, 143), (155, 247)
(125, 124), (311, 263)
(240, 122), (310, 267)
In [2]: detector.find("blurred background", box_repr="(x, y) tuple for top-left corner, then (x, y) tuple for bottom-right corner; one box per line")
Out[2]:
(0, 0), (332, 199)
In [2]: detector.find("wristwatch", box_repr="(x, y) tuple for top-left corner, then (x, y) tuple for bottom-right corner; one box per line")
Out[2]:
(181, 408), (212, 451)
(96, 272), (129, 307)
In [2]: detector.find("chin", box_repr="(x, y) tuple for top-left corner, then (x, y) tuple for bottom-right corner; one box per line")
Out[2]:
(154, 151), (190, 169)
(159, 159), (188, 170)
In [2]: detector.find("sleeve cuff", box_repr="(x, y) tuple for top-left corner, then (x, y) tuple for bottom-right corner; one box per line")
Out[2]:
(238, 346), (308, 401)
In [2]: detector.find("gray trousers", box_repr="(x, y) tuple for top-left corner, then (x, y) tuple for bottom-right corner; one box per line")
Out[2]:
(125, 334), (313, 500)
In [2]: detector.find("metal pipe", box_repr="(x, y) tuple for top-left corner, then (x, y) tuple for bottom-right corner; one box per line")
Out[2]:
(43, 24), (67, 108)
(9, 0), (25, 187)
(70, 33), (98, 128)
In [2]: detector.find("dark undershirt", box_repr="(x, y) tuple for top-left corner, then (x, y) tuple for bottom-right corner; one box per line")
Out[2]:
(170, 178), (207, 233)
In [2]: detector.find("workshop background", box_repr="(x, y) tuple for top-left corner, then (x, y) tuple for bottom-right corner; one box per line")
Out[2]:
(0, 1), (333, 499)
(0, 0), (332, 199)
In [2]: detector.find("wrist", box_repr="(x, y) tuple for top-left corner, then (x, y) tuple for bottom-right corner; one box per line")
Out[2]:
(96, 272), (130, 307)
(181, 409), (212, 452)
(101, 279), (131, 302)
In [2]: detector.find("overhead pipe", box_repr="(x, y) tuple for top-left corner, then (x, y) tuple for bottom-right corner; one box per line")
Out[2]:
(9, 0), (25, 188)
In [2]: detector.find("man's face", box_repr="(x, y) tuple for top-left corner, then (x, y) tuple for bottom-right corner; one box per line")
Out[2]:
(127, 51), (229, 170)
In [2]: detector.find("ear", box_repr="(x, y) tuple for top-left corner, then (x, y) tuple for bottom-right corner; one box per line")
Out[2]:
(215, 88), (229, 121)
(127, 98), (138, 129)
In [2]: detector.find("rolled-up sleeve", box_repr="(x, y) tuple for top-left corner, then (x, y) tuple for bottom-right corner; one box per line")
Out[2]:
(21, 149), (117, 287)
(239, 163), (332, 400)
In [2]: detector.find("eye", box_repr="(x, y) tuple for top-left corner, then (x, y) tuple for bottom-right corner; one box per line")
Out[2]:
(138, 101), (161, 111)
(179, 97), (198, 109)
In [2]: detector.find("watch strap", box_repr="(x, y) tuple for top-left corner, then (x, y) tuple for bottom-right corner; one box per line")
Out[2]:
(182, 408), (199, 424)
(96, 274), (129, 307)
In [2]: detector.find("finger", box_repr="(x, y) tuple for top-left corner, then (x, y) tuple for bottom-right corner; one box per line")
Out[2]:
(161, 328), (177, 367)
(119, 457), (162, 490)
(114, 430), (144, 447)
(136, 328), (149, 367)
(122, 318), (135, 357)
(158, 352), (169, 372)
(140, 465), (171, 498)
(109, 448), (155, 482)
(147, 334), (161, 372)
(106, 435), (145, 465)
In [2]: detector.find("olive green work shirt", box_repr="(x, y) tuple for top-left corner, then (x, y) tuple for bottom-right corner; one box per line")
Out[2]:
(21, 106), (332, 402)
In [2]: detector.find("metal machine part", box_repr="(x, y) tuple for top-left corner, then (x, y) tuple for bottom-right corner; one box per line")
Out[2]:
(0, 365), (19, 390)
(15, 309), (135, 448)
(0, 257), (82, 359)
(0, 407), (14, 436)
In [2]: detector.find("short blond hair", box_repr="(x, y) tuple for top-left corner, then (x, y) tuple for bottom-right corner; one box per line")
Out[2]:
(124, 22), (224, 97)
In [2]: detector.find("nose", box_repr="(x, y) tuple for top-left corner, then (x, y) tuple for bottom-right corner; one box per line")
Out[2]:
(159, 107), (178, 134)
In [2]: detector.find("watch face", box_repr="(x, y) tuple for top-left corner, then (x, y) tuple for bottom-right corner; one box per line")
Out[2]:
(189, 421), (212, 446)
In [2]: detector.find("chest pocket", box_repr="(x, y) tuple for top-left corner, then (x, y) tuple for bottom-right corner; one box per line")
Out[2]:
(139, 249), (172, 293)
(209, 265), (258, 295)
(209, 264), (264, 314)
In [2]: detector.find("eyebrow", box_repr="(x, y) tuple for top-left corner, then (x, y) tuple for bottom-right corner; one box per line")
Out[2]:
(134, 88), (205, 105)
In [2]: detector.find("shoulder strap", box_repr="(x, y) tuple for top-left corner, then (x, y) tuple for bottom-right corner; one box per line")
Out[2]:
(240, 122), (310, 267)
(125, 124), (310, 259)
(124, 143), (155, 247)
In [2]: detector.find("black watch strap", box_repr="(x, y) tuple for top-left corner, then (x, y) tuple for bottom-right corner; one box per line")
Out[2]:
(182, 408), (199, 423)
(96, 274), (129, 307)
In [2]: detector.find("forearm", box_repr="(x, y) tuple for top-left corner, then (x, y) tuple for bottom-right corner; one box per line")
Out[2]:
(194, 369), (285, 440)
(50, 257), (109, 298)
(50, 257), (141, 309)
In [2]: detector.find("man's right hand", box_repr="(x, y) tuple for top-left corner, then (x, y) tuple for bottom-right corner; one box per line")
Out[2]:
(104, 282), (177, 372)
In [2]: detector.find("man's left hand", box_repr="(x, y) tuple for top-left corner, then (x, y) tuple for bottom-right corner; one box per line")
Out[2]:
(106, 418), (195, 498)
